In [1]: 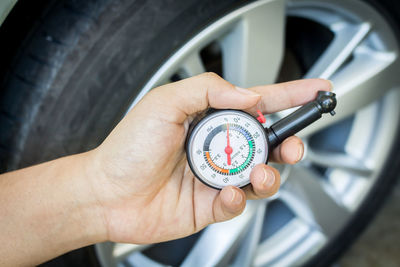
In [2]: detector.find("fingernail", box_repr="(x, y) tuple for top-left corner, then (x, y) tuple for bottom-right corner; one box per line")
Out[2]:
(327, 80), (334, 91)
(235, 86), (261, 97)
(296, 142), (304, 162)
(230, 187), (242, 205)
(263, 168), (275, 188)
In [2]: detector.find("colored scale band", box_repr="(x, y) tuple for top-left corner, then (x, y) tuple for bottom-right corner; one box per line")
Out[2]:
(229, 141), (254, 174)
(204, 123), (255, 175)
(205, 152), (228, 174)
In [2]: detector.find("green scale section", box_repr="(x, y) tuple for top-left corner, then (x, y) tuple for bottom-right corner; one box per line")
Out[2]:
(228, 140), (254, 174)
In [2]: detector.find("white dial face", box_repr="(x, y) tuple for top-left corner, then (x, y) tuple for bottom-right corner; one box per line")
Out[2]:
(188, 110), (268, 189)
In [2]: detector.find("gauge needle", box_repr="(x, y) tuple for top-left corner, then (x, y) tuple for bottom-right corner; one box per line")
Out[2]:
(224, 124), (233, 165)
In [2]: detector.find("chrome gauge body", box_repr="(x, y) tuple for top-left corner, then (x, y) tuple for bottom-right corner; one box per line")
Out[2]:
(187, 110), (268, 189)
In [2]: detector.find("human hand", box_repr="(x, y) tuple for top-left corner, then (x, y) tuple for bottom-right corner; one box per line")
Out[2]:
(89, 73), (332, 244)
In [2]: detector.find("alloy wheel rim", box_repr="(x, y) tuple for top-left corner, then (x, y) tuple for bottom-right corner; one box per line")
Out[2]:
(96, 0), (400, 266)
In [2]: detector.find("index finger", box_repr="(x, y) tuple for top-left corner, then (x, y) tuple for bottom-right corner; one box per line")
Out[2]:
(141, 72), (261, 123)
(246, 79), (333, 114)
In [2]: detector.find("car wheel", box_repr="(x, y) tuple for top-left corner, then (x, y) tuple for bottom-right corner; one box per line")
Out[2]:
(1, 0), (399, 266)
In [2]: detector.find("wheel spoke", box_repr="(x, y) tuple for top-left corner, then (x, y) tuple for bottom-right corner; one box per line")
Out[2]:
(231, 200), (268, 267)
(254, 218), (326, 267)
(95, 242), (117, 267)
(181, 201), (258, 267)
(305, 147), (373, 177)
(95, 242), (151, 266)
(304, 22), (371, 79)
(298, 46), (399, 138)
(280, 166), (350, 237)
(113, 243), (151, 262)
(125, 253), (165, 267)
(220, 0), (286, 87)
(180, 52), (206, 78)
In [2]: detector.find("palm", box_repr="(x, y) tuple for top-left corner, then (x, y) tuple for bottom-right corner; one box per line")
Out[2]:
(97, 113), (221, 244)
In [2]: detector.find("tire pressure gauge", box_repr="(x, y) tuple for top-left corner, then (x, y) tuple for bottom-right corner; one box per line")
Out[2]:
(186, 91), (337, 189)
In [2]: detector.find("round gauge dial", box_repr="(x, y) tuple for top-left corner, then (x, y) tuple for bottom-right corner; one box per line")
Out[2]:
(187, 110), (268, 189)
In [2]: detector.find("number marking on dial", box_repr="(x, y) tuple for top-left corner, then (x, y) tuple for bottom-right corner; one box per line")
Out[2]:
(203, 123), (255, 175)
(188, 110), (268, 189)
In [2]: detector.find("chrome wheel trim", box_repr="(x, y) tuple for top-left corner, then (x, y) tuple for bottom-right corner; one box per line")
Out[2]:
(95, 0), (400, 266)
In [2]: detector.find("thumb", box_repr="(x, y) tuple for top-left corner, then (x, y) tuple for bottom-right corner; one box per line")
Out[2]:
(144, 72), (261, 123)
(212, 186), (246, 223)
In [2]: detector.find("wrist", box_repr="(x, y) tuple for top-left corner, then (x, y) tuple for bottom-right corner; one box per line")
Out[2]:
(0, 151), (108, 266)
(71, 150), (109, 245)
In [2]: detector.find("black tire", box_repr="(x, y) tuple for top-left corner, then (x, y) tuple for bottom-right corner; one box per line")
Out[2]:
(0, 0), (399, 266)
(0, 0), (250, 171)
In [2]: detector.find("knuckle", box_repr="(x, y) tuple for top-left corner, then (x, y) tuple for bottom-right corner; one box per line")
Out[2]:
(200, 72), (221, 81)
(256, 187), (277, 199)
(256, 187), (273, 197)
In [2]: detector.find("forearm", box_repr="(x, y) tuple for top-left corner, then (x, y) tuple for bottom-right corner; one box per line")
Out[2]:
(0, 152), (106, 266)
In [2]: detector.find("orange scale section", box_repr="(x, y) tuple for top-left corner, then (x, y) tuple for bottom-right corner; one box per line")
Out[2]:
(205, 152), (228, 174)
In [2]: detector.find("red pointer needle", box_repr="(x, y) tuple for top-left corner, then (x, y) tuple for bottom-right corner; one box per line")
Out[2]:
(224, 124), (233, 165)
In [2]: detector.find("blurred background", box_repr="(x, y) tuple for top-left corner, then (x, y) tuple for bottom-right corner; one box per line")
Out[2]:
(341, 182), (400, 267)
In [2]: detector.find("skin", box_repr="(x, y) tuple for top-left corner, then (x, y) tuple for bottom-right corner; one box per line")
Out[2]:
(0, 73), (332, 266)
